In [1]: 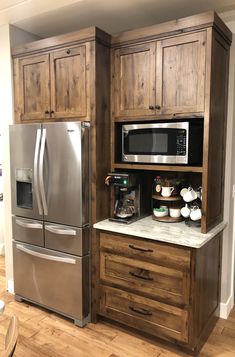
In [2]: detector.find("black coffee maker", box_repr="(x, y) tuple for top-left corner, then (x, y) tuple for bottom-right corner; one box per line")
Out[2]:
(105, 172), (147, 224)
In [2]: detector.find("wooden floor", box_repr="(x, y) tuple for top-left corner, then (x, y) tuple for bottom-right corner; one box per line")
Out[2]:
(0, 256), (235, 356)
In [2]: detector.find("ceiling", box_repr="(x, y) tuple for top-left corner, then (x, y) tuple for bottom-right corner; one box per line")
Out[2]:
(1, 0), (235, 38)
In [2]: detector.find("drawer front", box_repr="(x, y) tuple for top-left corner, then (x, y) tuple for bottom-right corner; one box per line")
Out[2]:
(100, 252), (190, 305)
(100, 232), (191, 270)
(13, 242), (89, 321)
(99, 285), (188, 343)
(12, 216), (44, 247)
(45, 223), (89, 256)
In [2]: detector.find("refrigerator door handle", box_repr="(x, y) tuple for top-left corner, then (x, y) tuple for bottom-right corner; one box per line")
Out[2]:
(45, 225), (76, 236)
(16, 244), (76, 264)
(16, 219), (43, 230)
(39, 128), (48, 215)
(34, 129), (43, 215)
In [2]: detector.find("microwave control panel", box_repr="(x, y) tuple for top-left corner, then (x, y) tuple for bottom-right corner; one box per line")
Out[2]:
(176, 133), (186, 156)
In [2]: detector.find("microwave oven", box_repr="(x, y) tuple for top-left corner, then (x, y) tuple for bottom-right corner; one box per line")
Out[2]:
(121, 120), (203, 165)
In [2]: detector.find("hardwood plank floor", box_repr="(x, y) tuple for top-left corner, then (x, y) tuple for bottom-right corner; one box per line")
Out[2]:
(0, 255), (234, 356)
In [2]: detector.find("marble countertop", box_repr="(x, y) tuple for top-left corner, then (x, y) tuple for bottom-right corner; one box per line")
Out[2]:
(93, 216), (227, 248)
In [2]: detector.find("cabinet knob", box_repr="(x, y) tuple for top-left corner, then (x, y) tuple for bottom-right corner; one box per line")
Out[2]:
(67, 49), (71, 54)
(149, 105), (154, 110)
(50, 110), (55, 115)
(155, 105), (161, 110)
(45, 110), (50, 114)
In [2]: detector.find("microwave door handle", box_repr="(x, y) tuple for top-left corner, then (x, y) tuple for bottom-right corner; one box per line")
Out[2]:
(39, 128), (48, 215)
(34, 129), (43, 215)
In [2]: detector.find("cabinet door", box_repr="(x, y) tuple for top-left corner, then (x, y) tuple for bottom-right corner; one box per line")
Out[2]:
(14, 54), (50, 122)
(113, 43), (156, 119)
(156, 32), (206, 115)
(50, 45), (88, 119)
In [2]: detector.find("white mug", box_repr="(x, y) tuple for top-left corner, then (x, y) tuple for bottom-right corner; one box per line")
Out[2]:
(190, 206), (202, 221)
(169, 208), (181, 218)
(160, 205), (169, 215)
(161, 186), (174, 198)
(183, 188), (197, 202)
(181, 204), (190, 218)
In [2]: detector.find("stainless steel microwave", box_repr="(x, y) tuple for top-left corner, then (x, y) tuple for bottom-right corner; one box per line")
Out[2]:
(122, 121), (203, 165)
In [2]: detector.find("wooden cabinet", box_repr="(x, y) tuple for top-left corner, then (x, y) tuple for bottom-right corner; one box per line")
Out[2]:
(13, 43), (90, 122)
(112, 32), (206, 120)
(97, 230), (222, 355)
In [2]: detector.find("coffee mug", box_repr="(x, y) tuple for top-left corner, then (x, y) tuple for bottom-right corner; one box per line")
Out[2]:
(169, 208), (181, 218)
(181, 204), (190, 218)
(190, 206), (202, 221)
(161, 186), (174, 197)
(183, 188), (197, 202)
(180, 188), (188, 197)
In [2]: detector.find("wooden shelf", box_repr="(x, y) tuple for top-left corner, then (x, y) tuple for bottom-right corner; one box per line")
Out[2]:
(152, 195), (182, 201)
(152, 214), (184, 223)
(112, 163), (203, 173)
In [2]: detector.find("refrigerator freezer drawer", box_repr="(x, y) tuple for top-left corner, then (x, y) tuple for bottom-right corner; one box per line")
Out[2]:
(12, 216), (44, 247)
(44, 223), (89, 256)
(13, 242), (90, 325)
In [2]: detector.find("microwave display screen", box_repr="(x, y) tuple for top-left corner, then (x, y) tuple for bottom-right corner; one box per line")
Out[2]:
(125, 128), (184, 155)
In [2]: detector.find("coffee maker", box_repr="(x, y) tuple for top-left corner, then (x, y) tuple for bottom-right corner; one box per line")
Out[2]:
(105, 172), (147, 224)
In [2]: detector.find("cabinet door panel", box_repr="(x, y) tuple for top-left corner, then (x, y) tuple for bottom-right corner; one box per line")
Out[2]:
(114, 43), (156, 118)
(14, 54), (50, 122)
(100, 285), (189, 343)
(156, 32), (206, 114)
(50, 46), (88, 119)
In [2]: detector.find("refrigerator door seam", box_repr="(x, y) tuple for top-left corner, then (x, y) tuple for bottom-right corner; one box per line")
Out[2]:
(34, 129), (43, 215)
(16, 243), (76, 264)
(39, 128), (48, 215)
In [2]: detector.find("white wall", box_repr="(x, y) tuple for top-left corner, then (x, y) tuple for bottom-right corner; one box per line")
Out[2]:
(220, 33), (235, 318)
(0, 24), (39, 292)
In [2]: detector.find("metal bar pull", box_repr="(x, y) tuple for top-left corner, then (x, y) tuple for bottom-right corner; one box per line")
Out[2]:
(129, 244), (153, 253)
(34, 129), (43, 215)
(16, 219), (43, 230)
(129, 306), (152, 316)
(45, 225), (76, 236)
(39, 128), (48, 215)
(16, 244), (76, 264)
(129, 270), (153, 281)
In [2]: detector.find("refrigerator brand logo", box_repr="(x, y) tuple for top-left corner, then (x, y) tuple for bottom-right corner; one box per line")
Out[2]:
(67, 129), (75, 133)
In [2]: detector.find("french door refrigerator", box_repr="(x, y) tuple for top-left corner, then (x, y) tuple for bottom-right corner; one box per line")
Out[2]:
(10, 121), (90, 327)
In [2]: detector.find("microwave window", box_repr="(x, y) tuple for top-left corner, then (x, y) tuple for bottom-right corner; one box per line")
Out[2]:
(124, 128), (184, 155)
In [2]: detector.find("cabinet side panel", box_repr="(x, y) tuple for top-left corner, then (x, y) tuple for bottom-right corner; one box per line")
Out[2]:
(91, 42), (110, 321)
(191, 234), (222, 350)
(204, 32), (230, 231)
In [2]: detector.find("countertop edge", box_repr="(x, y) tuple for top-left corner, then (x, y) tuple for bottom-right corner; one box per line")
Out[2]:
(93, 217), (227, 249)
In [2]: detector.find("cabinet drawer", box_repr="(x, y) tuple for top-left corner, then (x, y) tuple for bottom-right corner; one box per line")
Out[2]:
(100, 252), (190, 305)
(100, 232), (191, 270)
(99, 285), (188, 343)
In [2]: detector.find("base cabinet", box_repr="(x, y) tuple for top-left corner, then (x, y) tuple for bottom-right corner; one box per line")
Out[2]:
(97, 231), (222, 355)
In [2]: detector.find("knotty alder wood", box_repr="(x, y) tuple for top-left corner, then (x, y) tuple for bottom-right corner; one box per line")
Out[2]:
(98, 231), (223, 355)
(14, 54), (50, 122)
(0, 255), (235, 357)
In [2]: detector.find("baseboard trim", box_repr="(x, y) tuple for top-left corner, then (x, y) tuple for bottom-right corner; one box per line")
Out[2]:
(220, 294), (234, 319)
(7, 279), (14, 294)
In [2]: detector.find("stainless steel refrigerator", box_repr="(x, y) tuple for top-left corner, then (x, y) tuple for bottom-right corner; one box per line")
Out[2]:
(10, 121), (90, 327)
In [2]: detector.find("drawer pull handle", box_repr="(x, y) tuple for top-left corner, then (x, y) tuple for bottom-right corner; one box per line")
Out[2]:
(129, 244), (153, 253)
(129, 271), (153, 281)
(129, 306), (152, 316)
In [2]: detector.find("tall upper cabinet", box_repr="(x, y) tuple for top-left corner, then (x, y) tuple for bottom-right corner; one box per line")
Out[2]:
(12, 27), (111, 228)
(111, 12), (232, 233)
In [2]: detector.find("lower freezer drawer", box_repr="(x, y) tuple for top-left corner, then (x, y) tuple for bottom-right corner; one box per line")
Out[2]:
(13, 242), (89, 325)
